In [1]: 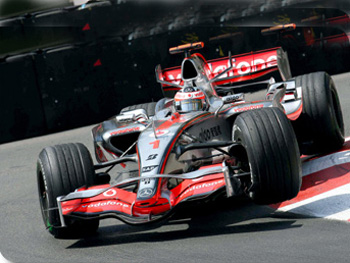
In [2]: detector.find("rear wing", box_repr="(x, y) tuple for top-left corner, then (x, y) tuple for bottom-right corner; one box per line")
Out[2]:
(159, 47), (291, 95)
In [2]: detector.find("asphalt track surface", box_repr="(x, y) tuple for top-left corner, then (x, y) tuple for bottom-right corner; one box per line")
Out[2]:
(0, 72), (349, 263)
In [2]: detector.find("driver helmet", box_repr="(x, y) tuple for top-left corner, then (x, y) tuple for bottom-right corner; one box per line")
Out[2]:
(174, 87), (206, 113)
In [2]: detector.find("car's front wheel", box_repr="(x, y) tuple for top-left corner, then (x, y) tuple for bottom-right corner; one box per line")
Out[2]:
(232, 107), (301, 205)
(37, 143), (99, 238)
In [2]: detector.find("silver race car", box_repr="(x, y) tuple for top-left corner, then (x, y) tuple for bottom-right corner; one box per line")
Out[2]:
(37, 41), (344, 237)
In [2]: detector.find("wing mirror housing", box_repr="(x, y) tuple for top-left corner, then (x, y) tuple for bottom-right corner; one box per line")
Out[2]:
(215, 93), (245, 116)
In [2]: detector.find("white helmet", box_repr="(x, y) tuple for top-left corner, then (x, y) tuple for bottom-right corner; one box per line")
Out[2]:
(174, 87), (206, 112)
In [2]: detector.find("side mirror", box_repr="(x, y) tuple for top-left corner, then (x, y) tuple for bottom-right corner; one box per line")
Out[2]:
(116, 109), (149, 123)
(155, 64), (184, 89)
(221, 93), (245, 104)
(215, 93), (245, 117)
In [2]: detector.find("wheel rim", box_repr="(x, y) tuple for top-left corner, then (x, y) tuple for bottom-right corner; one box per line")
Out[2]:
(232, 137), (252, 195)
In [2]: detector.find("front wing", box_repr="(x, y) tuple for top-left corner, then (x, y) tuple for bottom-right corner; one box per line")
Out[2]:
(57, 163), (234, 226)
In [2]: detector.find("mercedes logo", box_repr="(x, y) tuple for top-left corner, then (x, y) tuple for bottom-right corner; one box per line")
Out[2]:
(138, 188), (154, 198)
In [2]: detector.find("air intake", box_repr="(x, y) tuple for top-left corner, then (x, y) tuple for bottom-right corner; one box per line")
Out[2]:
(182, 59), (198, 80)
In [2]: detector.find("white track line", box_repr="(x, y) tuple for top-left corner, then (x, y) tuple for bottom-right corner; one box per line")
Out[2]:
(302, 150), (350, 176)
(302, 137), (350, 177)
(274, 139), (350, 222)
(0, 253), (12, 263)
(325, 209), (350, 222)
(277, 183), (350, 221)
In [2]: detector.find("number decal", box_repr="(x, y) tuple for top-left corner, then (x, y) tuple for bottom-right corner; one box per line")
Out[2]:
(149, 140), (160, 149)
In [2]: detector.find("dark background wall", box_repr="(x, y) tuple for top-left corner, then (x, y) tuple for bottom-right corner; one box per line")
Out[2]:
(1, 0), (350, 144)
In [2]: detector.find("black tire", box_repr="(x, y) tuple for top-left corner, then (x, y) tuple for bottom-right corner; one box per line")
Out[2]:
(293, 72), (344, 155)
(232, 108), (301, 205)
(120, 102), (157, 117)
(37, 143), (99, 238)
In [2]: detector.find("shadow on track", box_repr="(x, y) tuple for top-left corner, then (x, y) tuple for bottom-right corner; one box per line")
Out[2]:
(66, 197), (304, 249)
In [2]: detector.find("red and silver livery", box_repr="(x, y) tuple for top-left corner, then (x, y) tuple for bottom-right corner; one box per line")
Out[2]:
(37, 41), (344, 238)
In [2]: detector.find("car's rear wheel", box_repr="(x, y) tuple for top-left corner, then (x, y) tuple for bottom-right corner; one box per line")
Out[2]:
(293, 71), (344, 155)
(37, 143), (99, 238)
(232, 107), (301, 205)
(120, 102), (157, 117)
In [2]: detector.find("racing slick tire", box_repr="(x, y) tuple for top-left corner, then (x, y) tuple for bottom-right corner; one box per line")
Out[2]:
(37, 143), (99, 238)
(293, 72), (344, 155)
(232, 107), (301, 205)
(120, 102), (157, 117)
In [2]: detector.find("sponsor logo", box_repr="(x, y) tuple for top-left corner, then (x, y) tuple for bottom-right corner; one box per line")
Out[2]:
(199, 125), (222, 141)
(141, 178), (151, 184)
(142, 165), (158, 173)
(103, 189), (117, 197)
(62, 207), (74, 212)
(146, 154), (158, 161)
(110, 127), (140, 136)
(164, 55), (277, 84)
(223, 94), (244, 104)
(234, 105), (264, 112)
(183, 180), (224, 196)
(210, 55), (277, 77)
(138, 188), (155, 198)
(81, 201), (129, 208)
(174, 91), (205, 101)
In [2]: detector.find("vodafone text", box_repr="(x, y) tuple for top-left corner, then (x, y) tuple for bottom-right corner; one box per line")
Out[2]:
(165, 55), (277, 84)
(81, 201), (129, 208)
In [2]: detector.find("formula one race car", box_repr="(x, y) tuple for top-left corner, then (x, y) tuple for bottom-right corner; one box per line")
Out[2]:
(37, 42), (344, 238)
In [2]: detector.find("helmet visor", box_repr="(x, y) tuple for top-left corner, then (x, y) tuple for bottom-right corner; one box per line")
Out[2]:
(175, 99), (203, 112)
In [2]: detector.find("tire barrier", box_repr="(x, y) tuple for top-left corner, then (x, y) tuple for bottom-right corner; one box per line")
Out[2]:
(0, 53), (46, 143)
(36, 40), (163, 132)
(0, 39), (164, 144)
